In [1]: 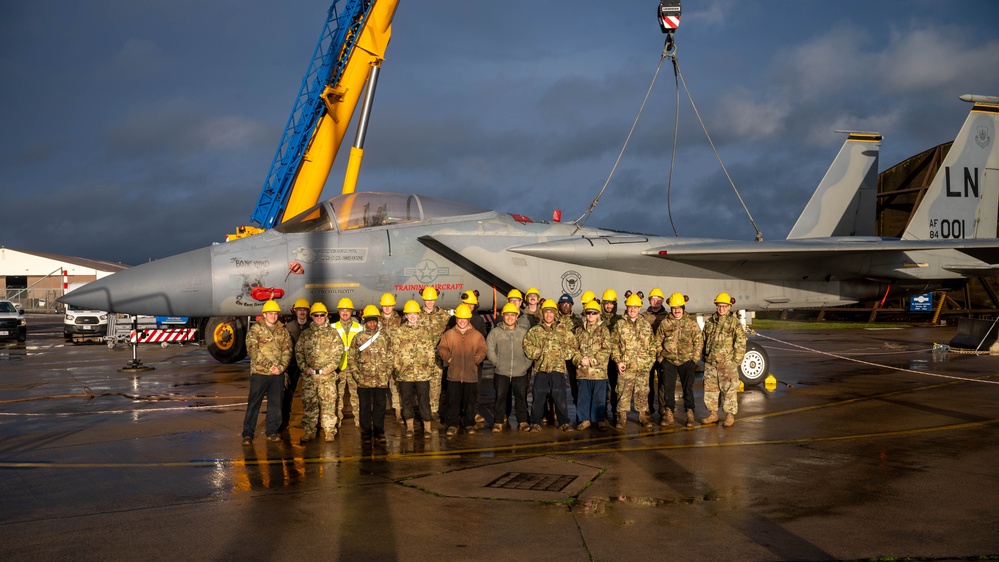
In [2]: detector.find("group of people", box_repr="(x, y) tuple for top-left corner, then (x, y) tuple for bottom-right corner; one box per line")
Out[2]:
(240, 285), (747, 445)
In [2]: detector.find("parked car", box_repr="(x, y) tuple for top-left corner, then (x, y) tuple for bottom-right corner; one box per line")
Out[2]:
(0, 300), (27, 342)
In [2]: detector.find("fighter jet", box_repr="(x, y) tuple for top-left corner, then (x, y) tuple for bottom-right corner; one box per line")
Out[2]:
(62, 95), (999, 381)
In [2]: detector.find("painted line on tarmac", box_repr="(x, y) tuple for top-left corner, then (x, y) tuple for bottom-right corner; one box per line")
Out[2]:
(0, 402), (248, 415)
(1, 417), (996, 469)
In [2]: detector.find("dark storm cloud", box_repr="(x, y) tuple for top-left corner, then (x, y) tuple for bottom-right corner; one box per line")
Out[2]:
(2, 0), (999, 266)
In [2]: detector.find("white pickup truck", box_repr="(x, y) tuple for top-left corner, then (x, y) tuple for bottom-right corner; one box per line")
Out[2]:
(63, 282), (108, 343)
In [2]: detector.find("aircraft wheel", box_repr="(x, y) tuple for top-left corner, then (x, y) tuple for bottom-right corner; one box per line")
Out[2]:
(206, 317), (247, 363)
(739, 341), (769, 386)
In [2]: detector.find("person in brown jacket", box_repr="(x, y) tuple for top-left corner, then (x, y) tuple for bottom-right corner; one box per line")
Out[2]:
(438, 304), (487, 436)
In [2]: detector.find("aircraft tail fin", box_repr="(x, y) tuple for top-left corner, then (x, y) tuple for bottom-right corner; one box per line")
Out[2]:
(787, 132), (881, 239)
(901, 95), (999, 240)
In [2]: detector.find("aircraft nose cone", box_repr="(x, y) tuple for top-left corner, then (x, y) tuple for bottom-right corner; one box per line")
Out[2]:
(59, 247), (213, 316)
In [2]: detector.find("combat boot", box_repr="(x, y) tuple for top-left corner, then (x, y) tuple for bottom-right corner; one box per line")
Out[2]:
(660, 410), (674, 427)
(423, 421), (432, 439)
(615, 413), (627, 430)
(324, 429), (336, 442)
(300, 432), (317, 444)
(405, 419), (414, 438)
(722, 413), (735, 427)
(638, 413), (653, 428)
(685, 410), (696, 428)
(701, 411), (719, 424)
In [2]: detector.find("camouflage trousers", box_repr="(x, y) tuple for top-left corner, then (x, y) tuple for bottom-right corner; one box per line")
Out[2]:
(616, 370), (650, 417)
(703, 360), (739, 415)
(302, 373), (340, 436)
(429, 365), (443, 418)
(336, 371), (360, 426)
(387, 370), (401, 411)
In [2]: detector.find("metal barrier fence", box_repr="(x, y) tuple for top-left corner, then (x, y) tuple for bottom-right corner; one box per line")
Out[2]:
(5, 288), (64, 313)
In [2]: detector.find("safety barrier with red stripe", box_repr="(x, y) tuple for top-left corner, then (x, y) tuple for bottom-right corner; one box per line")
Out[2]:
(130, 328), (197, 343)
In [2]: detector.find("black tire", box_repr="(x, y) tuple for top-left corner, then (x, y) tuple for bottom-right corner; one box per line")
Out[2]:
(205, 316), (247, 363)
(739, 341), (769, 386)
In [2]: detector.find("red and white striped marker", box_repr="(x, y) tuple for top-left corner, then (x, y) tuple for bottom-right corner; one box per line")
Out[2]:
(63, 270), (68, 290)
(660, 15), (680, 29)
(130, 328), (197, 344)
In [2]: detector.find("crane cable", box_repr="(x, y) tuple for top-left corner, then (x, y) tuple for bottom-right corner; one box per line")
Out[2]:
(572, 43), (671, 232)
(665, 44), (680, 236)
(673, 56), (765, 241)
(574, 37), (765, 242)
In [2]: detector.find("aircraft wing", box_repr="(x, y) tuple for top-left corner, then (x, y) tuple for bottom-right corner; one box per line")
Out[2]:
(642, 237), (999, 263)
(508, 235), (999, 282)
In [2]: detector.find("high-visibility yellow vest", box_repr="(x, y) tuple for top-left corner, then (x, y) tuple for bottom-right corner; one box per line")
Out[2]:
(334, 320), (363, 371)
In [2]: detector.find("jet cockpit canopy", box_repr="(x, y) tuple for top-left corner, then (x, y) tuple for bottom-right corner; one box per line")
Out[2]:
(274, 192), (491, 234)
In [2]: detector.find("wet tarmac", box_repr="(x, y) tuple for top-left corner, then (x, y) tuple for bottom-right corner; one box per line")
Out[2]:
(2, 314), (998, 560)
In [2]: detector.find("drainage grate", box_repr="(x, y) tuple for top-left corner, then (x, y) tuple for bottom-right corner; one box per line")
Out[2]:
(485, 472), (578, 492)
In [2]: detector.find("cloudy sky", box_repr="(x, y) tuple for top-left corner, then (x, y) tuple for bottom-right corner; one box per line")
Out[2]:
(3, 0), (998, 265)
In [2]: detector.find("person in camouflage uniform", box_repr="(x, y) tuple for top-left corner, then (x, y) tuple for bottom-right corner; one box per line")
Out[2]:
(379, 293), (403, 421)
(642, 288), (669, 419)
(610, 294), (657, 429)
(523, 299), (579, 432)
(333, 298), (363, 427)
(573, 300), (612, 431)
(600, 289), (621, 420)
(348, 305), (393, 442)
(243, 300), (292, 444)
(701, 292), (746, 427)
(296, 302), (345, 442)
(394, 300), (437, 438)
(655, 292), (703, 428)
(419, 286), (450, 419)
(523, 287), (542, 325)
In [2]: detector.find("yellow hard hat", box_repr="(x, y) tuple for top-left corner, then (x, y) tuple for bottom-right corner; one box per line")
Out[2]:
(580, 290), (596, 305)
(525, 287), (541, 297)
(714, 292), (734, 305)
(293, 298), (310, 310)
(310, 302), (328, 315)
(361, 305), (380, 320)
(461, 291), (478, 305)
(379, 293), (396, 307)
(541, 298), (557, 311)
(501, 303), (520, 315)
(261, 300), (281, 314)
(625, 294), (643, 307)
(421, 286), (439, 301)
(403, 300), (421, 314)
(648, 288), (665, 300)
(584, 300), (600, 312)
(454, 304), (473, 319)
(507, 289), (523, 300)
(336, 297), (354, 310)
(601, 289), (618, 302)
(667, 292), (687, 308)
